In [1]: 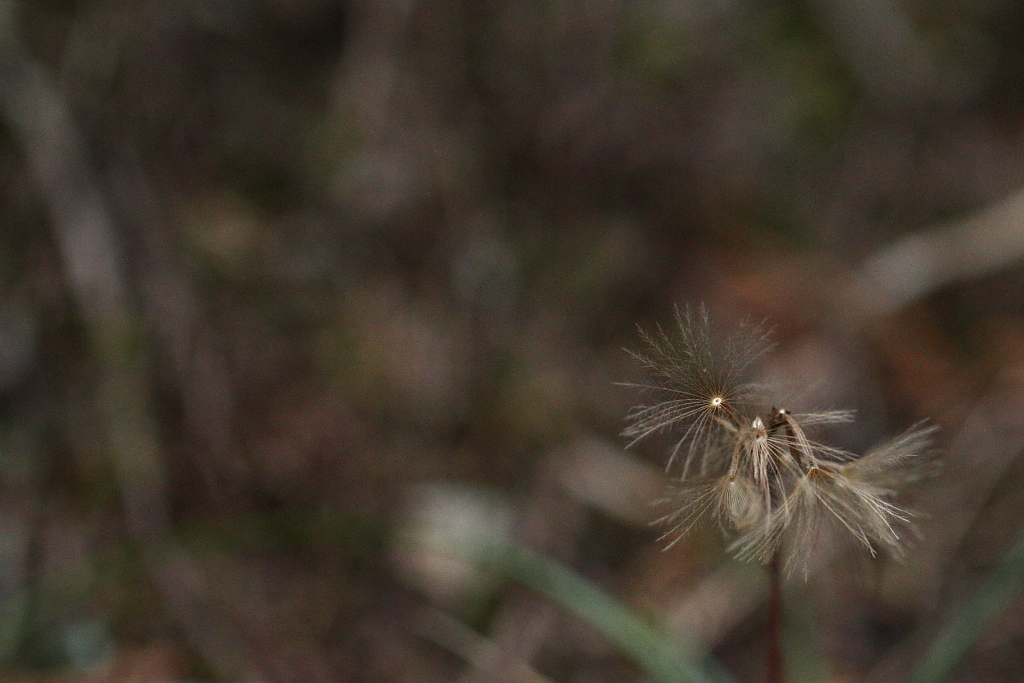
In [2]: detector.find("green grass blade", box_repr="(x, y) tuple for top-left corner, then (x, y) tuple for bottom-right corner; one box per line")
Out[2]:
(908, 529), (1024, 683)
(482, 543), (730, 683)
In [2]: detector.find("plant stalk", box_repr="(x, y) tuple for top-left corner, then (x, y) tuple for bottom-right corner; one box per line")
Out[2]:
(767, 551), (786, 683)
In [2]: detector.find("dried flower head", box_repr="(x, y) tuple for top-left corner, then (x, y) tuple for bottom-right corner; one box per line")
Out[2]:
(623, 306), (938, 576)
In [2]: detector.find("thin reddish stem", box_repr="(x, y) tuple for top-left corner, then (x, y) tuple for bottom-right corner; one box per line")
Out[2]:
(767, 552), (786, 683)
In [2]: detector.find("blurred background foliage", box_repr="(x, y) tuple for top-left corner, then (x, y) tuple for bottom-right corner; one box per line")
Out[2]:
(1, 0), (1024, 681)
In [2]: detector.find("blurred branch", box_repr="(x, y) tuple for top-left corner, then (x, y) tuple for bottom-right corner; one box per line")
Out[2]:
(0, 5), (254, 677)
(109, 161), (252, 503)
(847, 187), (1024, 321)
(0, 0), (162, 537)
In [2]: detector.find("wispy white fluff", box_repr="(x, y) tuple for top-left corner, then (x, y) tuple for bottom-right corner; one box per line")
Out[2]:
(625, 306), (939, 576)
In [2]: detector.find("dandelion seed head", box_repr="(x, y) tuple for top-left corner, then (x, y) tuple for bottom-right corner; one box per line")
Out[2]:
(623, 307), (939, 578)
(722, 475), (765, 530)
(750, 416), (768, 441)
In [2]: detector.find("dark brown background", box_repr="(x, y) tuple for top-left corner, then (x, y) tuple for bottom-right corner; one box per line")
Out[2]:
(0, 0), (1023, 681)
